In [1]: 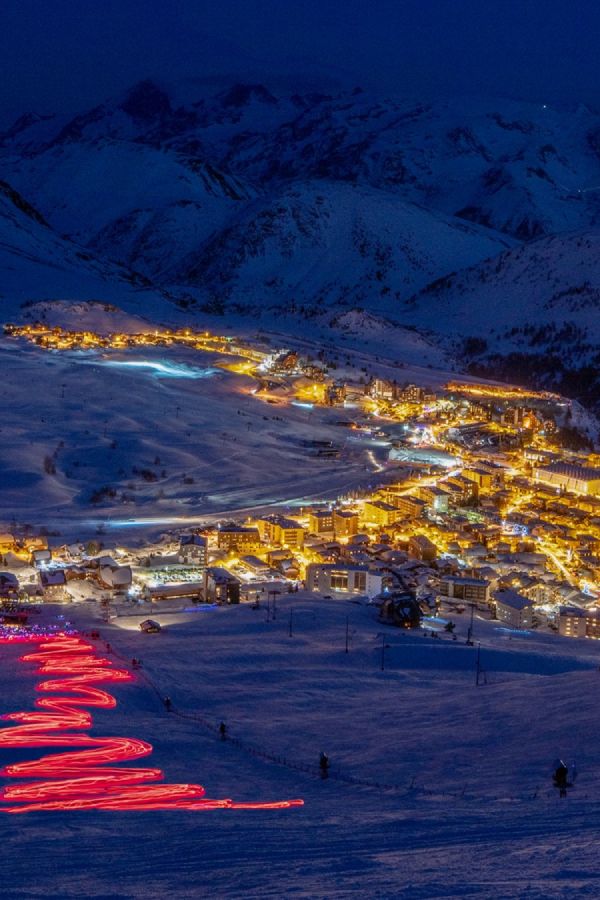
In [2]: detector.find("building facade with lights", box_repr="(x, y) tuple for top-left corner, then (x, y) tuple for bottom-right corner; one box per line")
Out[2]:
(494, 589), (534, 629)
(306, 563), (384, 599)
(534, 463), (600, 496)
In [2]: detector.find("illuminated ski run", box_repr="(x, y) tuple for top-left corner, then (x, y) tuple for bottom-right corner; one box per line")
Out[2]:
(0, 634), (303, 813)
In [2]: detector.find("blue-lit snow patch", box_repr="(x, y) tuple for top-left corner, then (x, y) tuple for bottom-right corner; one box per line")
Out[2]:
(99, 360), (218, 379)
(422, 616), (449, 627)
(182, 604), (219, 612)
(291, 401), (314, 409)
(91, 517), (181, 528)
(495, 626), (531, 636)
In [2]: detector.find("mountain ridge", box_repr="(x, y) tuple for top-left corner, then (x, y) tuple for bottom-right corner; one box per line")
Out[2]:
(2, 78), (600, 411)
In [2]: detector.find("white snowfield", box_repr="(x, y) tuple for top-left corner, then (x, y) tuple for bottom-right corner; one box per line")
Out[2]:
(0, 333), (385, 537)
(0, 295), (479, 537)
(2, 596), (600, 898)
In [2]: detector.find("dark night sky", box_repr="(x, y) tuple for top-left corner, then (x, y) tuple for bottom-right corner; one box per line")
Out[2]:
(2, 0), (599, 124)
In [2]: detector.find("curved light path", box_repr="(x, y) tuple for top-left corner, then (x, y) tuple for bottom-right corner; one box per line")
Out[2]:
(96, 359), (219, 379)
(0, 635), (303, 813)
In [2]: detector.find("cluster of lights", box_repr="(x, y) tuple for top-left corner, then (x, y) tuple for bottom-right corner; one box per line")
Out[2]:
(0, 625), (76, 642)
(3, 324), (263, 365)
(4, 322), (595, 621)
(446, 381), (560, 402)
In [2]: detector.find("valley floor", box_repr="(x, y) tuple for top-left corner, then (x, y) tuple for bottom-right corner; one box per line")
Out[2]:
(0, 335), (381, 540)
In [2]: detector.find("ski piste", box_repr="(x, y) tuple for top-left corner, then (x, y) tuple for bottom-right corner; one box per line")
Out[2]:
(0, 631), (303, 813)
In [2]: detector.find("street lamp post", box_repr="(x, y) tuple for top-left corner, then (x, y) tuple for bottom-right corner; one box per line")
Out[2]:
(380, 633), (390, 671)
(267, 589), (281, 620)
(466, 602), (475, 645)
(475, 642), (482, 686)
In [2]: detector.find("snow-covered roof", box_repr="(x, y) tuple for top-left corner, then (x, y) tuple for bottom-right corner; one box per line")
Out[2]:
(494, 589), (533, 611)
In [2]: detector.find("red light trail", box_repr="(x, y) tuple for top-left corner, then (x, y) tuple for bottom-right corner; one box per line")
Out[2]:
(0, 634), (303, 813)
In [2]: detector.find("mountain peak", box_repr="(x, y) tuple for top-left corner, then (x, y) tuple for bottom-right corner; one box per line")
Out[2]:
(218, 83), (278, 108)
(0, 111), (54, 143)
(119, 80), (172, 121)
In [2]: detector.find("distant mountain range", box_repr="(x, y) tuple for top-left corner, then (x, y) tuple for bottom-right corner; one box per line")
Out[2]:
(2, 78), (600, 409)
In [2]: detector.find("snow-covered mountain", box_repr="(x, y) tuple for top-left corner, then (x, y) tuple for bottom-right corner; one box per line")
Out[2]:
(404, 230), (600, 408)
(175, 181), (512, 314)
(0, 177), (166, 318)
(217, 93), (600, 240)
(2, 138), (251, 268)
(3, 77), (600, 407)
(0, 83), (513, 309)
(6, 81), (600, 239)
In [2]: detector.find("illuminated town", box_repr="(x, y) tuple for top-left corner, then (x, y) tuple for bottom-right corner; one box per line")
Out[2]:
(6, 1), (600, 894)
(3, 320), (600, 642)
